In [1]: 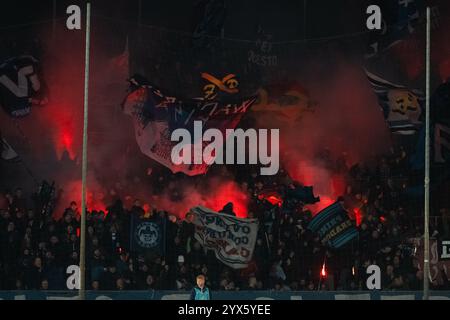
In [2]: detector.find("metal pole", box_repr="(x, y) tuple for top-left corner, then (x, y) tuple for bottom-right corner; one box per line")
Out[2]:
(138, 0), (142, 26)
(423, 6), (431, 301)
(79, 2), (91, 301)
(52, 0), (56, 41)
(303, 0), (307, 40)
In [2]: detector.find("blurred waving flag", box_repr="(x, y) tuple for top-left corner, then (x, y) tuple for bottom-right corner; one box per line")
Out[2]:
(0, 136), (19, 161)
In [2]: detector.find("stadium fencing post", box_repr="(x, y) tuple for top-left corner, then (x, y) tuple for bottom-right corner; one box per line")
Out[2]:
(423, 6), (431, 301)
(79, 2), (91, 301)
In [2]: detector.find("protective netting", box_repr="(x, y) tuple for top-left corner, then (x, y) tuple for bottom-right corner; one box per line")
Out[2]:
(0, 1), (450, 292)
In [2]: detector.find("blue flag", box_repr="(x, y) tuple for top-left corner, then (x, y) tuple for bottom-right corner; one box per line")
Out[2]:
(130, 215), (166, 255)
(308, 202), (358, 249)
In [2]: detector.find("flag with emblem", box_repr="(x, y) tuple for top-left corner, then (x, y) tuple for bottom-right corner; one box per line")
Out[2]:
(366, 70), (424, 135)
(308, 202), (358, 249)
(130, 214), (166, 255)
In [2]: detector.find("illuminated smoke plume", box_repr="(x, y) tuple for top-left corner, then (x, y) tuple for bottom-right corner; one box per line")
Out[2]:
(252, 62), (391, 214)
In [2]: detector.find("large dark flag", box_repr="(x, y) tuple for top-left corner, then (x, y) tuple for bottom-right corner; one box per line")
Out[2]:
(366, 70), (424, 135)
(0, 55), (47, 118)
(130, 215), (166, 255)
(308, 202), (358, 249)
(122, 75), (256, 176)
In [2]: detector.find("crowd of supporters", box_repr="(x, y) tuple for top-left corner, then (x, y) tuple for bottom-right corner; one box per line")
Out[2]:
(1, 146), (449, 292)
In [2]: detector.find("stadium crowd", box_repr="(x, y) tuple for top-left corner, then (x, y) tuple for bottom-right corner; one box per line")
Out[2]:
(1, 146), (449, 292)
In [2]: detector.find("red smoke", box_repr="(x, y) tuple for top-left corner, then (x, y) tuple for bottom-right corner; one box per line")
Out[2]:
(150, 179), (249, 219)
(54, 179), (107, 219)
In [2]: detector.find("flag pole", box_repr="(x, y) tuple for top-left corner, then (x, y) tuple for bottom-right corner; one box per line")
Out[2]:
(79, 2), (91, 301)
(423, 6), (431, 301)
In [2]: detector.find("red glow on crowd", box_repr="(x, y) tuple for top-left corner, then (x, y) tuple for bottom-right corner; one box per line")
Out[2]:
(205, 182), (249, 218)
(53, 180), (107, 219)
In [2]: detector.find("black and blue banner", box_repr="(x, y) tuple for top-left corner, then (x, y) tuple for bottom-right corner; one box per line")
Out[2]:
(307, 202), (358, 249)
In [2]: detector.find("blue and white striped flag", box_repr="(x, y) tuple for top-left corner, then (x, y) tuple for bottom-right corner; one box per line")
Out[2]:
(308, 202), (358, 249)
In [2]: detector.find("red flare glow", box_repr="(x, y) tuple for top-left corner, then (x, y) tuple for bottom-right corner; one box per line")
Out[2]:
(321, 262), (327, 277)
(353, 208), (362, 226)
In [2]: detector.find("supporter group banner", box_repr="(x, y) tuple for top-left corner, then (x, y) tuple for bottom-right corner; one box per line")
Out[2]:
(308, 202), (358, 249)
(121, 77), (256, 176)
(190, 206), (258, 269)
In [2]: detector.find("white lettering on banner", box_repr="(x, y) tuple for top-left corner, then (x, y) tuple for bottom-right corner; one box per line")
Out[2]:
(190, 206), (259, 269)
(0, 65), (38, 97)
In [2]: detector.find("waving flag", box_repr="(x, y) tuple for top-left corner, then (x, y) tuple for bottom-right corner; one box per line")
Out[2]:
(190, 205), (258, 269)
(308, 202), (358, 249)
(122, 75), (256, 176)
(366, 70), (424, 135)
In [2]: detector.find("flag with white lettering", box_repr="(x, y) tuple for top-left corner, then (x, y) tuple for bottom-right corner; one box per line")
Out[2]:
(0, 55), (47, 118)
(190, 205), (258, 269)
(130, 214), (166, 255)
(121, 75), (256, 176)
